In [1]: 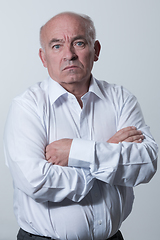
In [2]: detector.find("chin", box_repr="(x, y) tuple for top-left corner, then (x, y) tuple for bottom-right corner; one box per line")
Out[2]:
(61, 75), (84, 84)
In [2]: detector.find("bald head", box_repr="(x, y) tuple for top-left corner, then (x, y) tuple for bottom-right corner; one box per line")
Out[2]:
(40, 12), (96, 50)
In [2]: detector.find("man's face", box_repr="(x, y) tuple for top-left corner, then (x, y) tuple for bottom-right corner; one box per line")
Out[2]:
(39, 14), (100, 89)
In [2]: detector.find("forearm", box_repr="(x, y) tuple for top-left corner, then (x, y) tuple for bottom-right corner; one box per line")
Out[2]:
(68, 126), (158, 187)
(5, 146), (94, 203)
(94, 136), (157, 186)
(4, 100), (95, 203)
(68, 91), (158, 187)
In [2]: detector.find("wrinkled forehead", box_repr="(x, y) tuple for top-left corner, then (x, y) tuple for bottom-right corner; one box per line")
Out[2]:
(41, 14), (90, 46)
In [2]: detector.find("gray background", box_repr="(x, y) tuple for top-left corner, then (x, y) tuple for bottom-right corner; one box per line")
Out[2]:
(0, 0), (160, 239)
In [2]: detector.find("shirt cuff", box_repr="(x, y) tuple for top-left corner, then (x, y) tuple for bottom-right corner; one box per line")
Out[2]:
(68, 138), (95, 169)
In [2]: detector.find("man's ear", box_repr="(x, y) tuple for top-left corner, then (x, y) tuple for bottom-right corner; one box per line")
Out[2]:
(94, 40), (101, 62)
(39, 48), (47, 68)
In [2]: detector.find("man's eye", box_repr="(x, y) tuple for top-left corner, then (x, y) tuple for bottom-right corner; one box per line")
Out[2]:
(75, 41), (85, 48)
(52, 44), (61, 49)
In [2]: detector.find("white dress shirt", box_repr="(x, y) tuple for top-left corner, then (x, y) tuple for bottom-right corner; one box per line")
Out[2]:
(4, 76), (158, 240)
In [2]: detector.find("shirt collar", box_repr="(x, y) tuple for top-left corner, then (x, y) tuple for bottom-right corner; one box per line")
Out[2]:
(48, 75), (105, 104)
(88, 76), (105, 101)
(48, 77), (68, 104)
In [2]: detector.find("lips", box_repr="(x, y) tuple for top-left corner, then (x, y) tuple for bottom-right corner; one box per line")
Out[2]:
(63, 65), (79, 71)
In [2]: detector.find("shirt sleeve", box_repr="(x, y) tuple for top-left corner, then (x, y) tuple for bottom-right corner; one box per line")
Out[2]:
(3, 99), (95, 203)
(69, 94), (158, 187)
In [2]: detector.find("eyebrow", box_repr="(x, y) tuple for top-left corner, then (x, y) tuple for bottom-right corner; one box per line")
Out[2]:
(72, 35), (87, 42)
(48, 35), (88, 47)
(49, 38), (64, 47)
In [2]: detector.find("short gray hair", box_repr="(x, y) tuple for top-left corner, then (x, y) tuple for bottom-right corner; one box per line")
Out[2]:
(78, 13), (96, 44)
(39, 12), (96, 49)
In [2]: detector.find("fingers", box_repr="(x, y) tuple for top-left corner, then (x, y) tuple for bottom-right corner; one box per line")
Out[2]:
(45, 139), (72, 166)
(134, 139), (143, 143)
(107, 126), (144, 144)
(45, 145), (51, 160)
(120, 127), (143, 141)
(45, 149), (59, 165)
(117, 127), (143, 140)
(124, 133), (144, 142)
(45, 143), (56, 163)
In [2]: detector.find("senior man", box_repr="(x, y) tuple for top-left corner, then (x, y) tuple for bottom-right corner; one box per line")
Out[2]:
(4, 12), (158, 240)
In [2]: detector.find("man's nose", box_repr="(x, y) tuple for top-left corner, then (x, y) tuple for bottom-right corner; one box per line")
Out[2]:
(63, 45), (78, 61)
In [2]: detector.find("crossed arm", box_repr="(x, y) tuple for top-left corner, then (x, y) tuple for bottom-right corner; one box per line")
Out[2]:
(45, 126), (144, 166)
(4, 96), (157, 202)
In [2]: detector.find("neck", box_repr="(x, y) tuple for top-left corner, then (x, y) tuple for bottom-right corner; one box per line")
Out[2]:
(60, 77), (91, 108)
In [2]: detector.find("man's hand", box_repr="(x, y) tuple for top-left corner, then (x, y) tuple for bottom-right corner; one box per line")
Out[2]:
(45, 127), (143, 165)
(45, 139), (72, 166)
(107, 126), (144, 144)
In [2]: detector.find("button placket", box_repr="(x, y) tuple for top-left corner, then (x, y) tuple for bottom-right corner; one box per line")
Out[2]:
(91, 181), (105, 239)
(80, 110), (89, 139)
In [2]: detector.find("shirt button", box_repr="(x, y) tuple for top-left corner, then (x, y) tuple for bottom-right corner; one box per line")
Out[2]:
(98, 220), (102, 225)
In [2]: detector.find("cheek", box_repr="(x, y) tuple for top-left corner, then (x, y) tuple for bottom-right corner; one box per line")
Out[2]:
(83, 53), (94, 70)
(80, 50), (94, 63)
(46, 55), (60, 70)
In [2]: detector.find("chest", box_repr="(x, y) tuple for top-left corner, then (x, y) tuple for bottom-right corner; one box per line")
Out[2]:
(45, 96), (119, 143)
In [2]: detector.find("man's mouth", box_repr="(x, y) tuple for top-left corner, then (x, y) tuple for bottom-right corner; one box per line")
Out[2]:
(63, 65), (79, 71)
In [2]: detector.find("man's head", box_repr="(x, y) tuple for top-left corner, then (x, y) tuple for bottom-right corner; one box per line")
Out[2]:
(40, 12), (96, 50)
(39, 12), (101, 91)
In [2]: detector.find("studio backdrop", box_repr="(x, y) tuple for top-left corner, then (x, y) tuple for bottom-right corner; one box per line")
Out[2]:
(0, 1), (159, 240)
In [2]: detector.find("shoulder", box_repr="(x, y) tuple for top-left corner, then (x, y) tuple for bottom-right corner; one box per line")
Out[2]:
(13, 78), (49, 108)
(15, 78), (48, 102)
(10, 79), (50, 119)
(95, 78), (136, 103)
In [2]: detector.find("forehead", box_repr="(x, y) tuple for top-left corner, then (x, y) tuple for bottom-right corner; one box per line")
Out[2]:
(43, 15), (88, 42)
